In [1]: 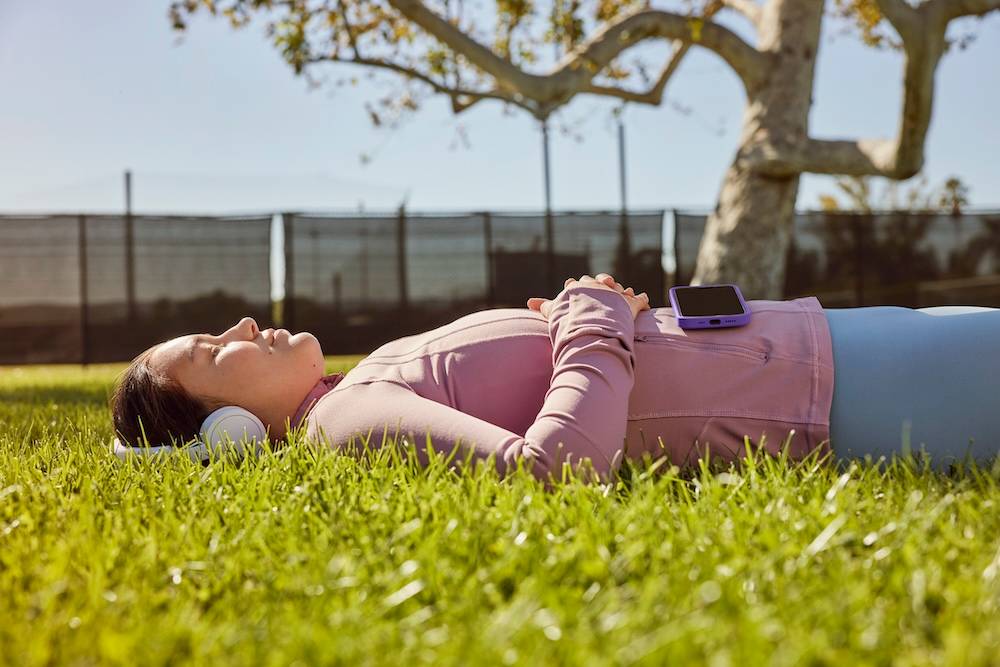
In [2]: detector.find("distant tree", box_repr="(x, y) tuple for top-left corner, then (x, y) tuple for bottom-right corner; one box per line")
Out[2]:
(938, 176), (970, 216)
(818, 174), (971, 213)
(946, 212), (1000, 277)
(169, 0), (1000, 298)
(817, 173), (968, 299)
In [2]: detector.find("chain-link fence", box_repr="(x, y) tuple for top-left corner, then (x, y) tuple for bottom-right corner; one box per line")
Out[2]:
(674, 210), (1000, 307)
(0, 214), (273, 364)
(7, 208), (996, 365)
(0, 209), (666, 363)
(283, 210), (667, 354)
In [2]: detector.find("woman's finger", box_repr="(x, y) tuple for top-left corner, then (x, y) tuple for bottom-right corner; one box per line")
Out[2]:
(599, 276), (624, 293)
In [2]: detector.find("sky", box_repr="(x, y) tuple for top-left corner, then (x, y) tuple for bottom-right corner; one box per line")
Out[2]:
(1, 1), (999, 299)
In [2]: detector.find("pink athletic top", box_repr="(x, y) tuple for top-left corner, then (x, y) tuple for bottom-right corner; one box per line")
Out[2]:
(291, 283), (835, 482)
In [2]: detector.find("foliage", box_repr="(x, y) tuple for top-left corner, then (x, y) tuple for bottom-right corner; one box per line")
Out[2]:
(166, 0), (982, 127)
(818, 174), (972, 215)
(2, 362), (1000, 664)
(828, 0), (980, 51)
(167, 0), (658, 128)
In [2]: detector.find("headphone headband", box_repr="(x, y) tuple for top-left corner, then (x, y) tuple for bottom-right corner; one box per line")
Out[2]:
(112, 406), (268, 463)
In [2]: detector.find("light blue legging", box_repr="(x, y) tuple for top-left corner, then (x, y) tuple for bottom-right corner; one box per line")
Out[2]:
(823, 305), (1000, 470)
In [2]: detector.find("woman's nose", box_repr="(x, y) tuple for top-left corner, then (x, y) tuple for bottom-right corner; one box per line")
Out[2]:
(242, 317), (260, 339)
(220, 317), (258, 340)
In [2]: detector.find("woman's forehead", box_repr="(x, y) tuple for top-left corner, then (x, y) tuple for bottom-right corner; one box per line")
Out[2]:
(149, 336), (195, 375)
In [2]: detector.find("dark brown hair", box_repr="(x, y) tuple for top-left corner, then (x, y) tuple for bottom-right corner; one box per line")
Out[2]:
(109, 344), (221, 449)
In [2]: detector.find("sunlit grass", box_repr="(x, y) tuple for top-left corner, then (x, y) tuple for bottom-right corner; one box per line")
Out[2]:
(1, 360), (999, 665)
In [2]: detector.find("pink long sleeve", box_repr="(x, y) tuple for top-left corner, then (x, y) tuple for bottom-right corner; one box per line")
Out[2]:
(305, 283), (637, 483)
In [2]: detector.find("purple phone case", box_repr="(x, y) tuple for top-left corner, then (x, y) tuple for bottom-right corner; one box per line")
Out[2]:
(668, 284), (752, 330)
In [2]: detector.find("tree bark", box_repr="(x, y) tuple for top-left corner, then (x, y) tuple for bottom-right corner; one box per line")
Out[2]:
(690, 0), (826, 299)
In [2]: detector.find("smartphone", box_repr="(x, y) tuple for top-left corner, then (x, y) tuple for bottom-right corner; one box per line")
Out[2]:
(668, 284), (751, 330)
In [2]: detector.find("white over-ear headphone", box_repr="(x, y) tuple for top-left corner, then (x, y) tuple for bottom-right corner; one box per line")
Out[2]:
(112, 406), (268, 464)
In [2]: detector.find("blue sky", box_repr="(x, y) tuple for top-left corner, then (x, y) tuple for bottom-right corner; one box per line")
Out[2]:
(2, 1), (999, 218)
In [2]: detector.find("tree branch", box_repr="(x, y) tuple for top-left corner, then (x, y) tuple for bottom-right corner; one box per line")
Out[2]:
(928, 0), (1000, 22)
(386, 0), (769, 116)
(583, 39), (688, 105)
(334, 0), (361, 56)
(581, 0), (729, 106)
(719, 0), (762, 31)
(552, 8), (769, 104)
(755, 0), (1000, 179)
(386, 0), (543, 100)
(303, 54), (533, 115)
(870, 0), (921, 41)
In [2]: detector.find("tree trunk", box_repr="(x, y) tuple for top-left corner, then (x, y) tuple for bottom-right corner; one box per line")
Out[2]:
(691, 0), (825, 300)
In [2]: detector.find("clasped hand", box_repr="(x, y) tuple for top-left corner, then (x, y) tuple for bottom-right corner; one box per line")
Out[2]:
(526, 273), (650, 321)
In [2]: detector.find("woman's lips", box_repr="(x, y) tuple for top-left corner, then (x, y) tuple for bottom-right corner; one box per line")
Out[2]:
(263, 329), (290, 348)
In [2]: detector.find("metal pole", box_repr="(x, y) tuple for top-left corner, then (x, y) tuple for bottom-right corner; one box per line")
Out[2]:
(617, 114), (631, 285)
(541, 120), (555, 292)
(311, 227), (319, 301)
(124, 169), (136, 324)
(854, 215), (865, 306)
(672, 208), (681, 286)
(78, 214), (90, 366)
(282, 212), (295, 329)
(333, 272), (342, 319)
(546, 37), (559, 292)
(618, 115), (628, 213)
(360, 225), (369, 304)
(397, 205), (409, 312)
(483, 211), (495, 308)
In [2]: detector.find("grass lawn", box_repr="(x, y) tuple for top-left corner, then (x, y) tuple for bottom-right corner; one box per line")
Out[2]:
(1, 359), (1000, 666)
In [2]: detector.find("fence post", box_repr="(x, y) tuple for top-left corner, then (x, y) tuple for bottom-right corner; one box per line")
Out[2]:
(615, 209), (632, 287)
(853, 214), (865, 306)
(671, 208), (682, 286)
(617, 116), (630, 286)
(658, 209), (667, 302)
(78, 214), (90, 366)
(541, 121), (555, 293)
(360, 225), (369, 304)
(483, 211), (495, 308)
(397, 205), (409, 312)
(332, 272), (342, 319)
(283, 212), (295, 330)
(544, 212), (555, 294)
(124, 177), (136, 324)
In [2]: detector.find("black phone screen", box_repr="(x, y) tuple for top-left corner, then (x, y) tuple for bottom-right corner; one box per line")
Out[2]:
(674, 286), (745, 317)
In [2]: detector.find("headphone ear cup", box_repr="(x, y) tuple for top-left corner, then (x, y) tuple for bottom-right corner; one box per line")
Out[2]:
(112, 437), (210, 464)
(200, 406), (267, 460)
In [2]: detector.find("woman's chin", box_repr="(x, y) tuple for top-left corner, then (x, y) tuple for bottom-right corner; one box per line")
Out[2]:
(291, 331), (324, 364)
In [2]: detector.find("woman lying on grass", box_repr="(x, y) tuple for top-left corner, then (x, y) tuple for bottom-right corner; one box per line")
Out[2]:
(109, 273), (1000, 482)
